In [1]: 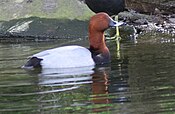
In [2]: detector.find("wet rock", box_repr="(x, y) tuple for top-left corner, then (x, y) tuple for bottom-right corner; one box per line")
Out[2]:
(169, 18), (175, 24)
(134, 19), (148, 25)
(122, 0), (175, 41)
(125, 0), (175, 14)
(119, 10), (175, 38)
(0, 17), (88, 40)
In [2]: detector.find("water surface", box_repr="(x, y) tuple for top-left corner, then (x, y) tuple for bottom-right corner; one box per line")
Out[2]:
(0, 38), (175, 113)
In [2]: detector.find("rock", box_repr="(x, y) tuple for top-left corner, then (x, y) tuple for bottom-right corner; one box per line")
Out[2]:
(15, 0), (24, 3)
(0, 17), (89, 39)
(169, 18), (175, 24)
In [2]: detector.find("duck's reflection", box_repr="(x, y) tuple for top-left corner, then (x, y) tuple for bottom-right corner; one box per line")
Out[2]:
(90, 63), (129, 113)
(25, 63), (129, 113)
(39, 66), (94, 87)
(91, 66), (110, 104)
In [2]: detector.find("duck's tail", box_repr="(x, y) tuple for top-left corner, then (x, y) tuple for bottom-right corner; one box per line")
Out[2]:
(22, 57), (42, 69)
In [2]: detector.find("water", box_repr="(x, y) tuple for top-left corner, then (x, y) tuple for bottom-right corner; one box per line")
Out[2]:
(0, 38), (175, 113)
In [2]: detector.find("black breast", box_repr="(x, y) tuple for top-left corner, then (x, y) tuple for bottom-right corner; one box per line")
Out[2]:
(89, 49), (111, 65)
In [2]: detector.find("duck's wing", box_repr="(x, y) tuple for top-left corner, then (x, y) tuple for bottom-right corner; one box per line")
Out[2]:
(29, 45), (76, 58)
(40, 46), (95, 68)
(23, 45), (95, 69)
(23, 46), (79, 69)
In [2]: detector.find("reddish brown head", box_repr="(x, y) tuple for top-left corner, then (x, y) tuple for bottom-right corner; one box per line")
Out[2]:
(88, 12), (117, 64)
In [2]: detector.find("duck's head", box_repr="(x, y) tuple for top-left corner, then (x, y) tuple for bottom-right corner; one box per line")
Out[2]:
(89, 12), (121, 32)
(88, 12), (123, 49)
(88, 13), (124, 64)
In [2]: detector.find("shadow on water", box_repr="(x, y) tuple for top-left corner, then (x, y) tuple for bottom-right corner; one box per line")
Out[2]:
(0, 38), (175, 113)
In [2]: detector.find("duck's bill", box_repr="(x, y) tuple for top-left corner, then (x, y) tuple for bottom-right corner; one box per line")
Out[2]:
(114, 21), (125, 26)
(109, 16), (125, 27)
(109, 20), (125, 27)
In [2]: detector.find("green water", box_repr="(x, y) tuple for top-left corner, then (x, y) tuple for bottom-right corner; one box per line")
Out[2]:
(0, 38), (175, 113)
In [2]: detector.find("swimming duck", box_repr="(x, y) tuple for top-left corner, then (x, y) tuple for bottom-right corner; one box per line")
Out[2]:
(23, 13), (123, 69)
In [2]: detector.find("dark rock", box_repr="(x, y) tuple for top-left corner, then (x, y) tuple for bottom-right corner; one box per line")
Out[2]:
(119, 10), (175, 37)
(0, 17), (88, 40)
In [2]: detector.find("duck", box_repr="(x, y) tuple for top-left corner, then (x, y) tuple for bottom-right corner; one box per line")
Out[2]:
(22, 13), (124, 69)
(84, 0), (125, 39)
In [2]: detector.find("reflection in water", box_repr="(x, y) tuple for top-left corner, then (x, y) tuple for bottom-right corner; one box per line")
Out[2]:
(91, 64), (130, 113)
(0, 40), (175, 113)
(24, 65), (116, 113)
(24, 63), (130, 113)
(38, 66), (94, 89)
(26, 66), (94, 112)
(91, 66), (111, 112)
